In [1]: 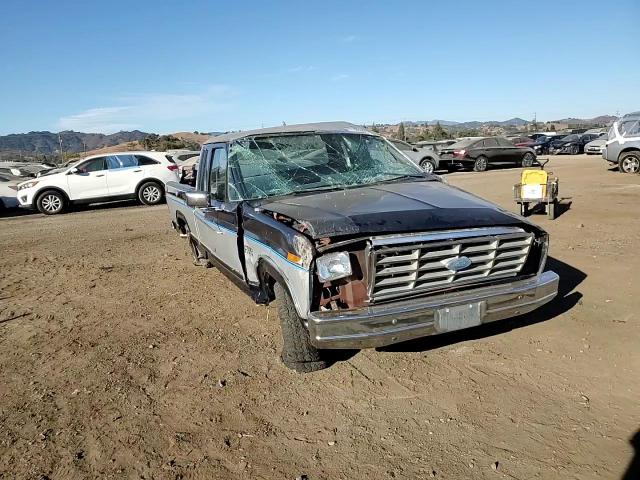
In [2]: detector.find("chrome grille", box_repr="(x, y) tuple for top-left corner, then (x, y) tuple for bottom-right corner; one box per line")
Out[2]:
(369, 227), (533, 302)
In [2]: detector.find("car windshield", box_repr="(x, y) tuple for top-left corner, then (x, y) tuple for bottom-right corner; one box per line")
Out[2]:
(227, 133), (426, 201)
(561, 134), (579, 142)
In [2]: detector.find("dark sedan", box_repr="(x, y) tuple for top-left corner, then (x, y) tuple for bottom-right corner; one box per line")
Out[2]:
(549, 133), (600, 155)
(439, 137), (536, 172)
(531, 135), (566, 155)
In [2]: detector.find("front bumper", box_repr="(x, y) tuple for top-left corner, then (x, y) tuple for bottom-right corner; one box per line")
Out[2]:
(307, 271), (559, 349)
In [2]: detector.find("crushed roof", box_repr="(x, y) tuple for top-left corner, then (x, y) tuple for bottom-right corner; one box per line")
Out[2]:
(204, 121), (374, 144)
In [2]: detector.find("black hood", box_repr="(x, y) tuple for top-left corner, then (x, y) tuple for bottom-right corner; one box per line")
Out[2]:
(256, 180), (533, 239)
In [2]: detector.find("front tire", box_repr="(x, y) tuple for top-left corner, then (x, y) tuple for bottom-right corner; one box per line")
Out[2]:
(473, 156), (488, 172)
(618, 152), (640, 174)
(419, 158), (436, 174)
(570, 145), (579, 155)
(36, 190), (65, 215)
(274, 283), (328, 373)
(522, 152), (535, 167)
(138, 181), (164, 205)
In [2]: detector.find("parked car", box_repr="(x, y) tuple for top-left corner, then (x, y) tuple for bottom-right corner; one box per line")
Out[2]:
(584, 133), (608, 155)
(549, 133), (600, 155)
(16, 152), (179, 214)
(0, 162), (52, 178)
(0, 174), (20, 210)
(165, 121), (558, 372)
(531, 135), (566, 155)
(388, 139), (441, 174)
(603, 111), (640, 173)
(438, 137), (536, 172)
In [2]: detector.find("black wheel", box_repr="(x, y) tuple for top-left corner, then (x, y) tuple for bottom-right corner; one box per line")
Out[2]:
(520, 202), (529, 217)
(36, 190), (65, 215)
(274, 283), (328, 373)
(187, 231), (212, 267)
(419, 158), (436, 174)
(547, 199), (557, 219)
(138, 181), (164, 205)
(570, 145), (579, 155)
(522, 152), (535, 167)
(473, 156), (488, 172)
(618, 152), (640, 174)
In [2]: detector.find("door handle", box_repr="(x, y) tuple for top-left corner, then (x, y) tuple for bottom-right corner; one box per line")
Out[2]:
(133, 169), (142, 172)
(95, 174), (105, 177)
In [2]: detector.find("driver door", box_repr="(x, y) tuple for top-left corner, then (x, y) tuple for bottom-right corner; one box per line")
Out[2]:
(66, 157), (109, 200)
(193, 145), (244, 277)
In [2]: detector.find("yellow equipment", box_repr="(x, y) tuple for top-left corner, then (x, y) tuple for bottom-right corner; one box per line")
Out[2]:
(513, 159), (559, 219)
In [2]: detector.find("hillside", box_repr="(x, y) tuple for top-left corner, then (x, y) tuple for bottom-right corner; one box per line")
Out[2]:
(0, 130), (148, 158)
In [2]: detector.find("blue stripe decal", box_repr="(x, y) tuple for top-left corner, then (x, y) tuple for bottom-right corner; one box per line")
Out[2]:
(202, 219), (308, 272)
(244, 234), (308, 271)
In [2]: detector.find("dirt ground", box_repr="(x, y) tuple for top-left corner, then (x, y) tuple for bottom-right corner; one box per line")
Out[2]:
(1, 154), (638, 480)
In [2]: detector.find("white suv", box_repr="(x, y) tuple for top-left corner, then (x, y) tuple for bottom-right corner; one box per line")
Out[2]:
(17, 151), (179, 215)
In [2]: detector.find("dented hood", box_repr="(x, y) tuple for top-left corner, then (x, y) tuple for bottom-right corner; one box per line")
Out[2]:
(257, 180), (529, 239)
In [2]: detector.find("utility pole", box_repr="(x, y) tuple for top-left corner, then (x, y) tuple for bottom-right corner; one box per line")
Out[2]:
(58, 132), (64, 164)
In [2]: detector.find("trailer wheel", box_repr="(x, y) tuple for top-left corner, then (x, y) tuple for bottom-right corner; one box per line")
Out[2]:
(274, 283), (328, 373)
(547, 199), (557, 220)
(520, 202), (529, 217)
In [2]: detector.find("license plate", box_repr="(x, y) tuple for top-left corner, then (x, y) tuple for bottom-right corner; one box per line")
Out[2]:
(436, 302), (482, 333)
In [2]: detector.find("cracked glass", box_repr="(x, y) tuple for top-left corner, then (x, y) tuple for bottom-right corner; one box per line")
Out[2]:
(227, 133), (425, 201)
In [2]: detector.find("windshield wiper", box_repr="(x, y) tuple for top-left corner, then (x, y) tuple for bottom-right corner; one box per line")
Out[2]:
(373, 172), (429, 183)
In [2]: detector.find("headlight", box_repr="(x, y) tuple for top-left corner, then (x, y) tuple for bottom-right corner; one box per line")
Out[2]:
(316, 251), (352, 282)
(18, 181), (39, 190)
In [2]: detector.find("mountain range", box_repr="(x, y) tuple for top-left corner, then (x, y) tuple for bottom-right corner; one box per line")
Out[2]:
(0, 130), (149, 157)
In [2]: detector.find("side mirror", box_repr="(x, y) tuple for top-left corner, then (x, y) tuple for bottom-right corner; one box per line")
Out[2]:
(67, 167), (79, 175)
(185, 191), (209, 208)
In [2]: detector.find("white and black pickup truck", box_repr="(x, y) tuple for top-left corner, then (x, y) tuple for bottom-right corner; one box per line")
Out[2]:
(166, 122), (559, 372)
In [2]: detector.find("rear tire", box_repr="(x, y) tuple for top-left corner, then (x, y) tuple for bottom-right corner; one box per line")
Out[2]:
(618, 152), (640, 173)
(473, 156), (488, 172)
(138, 181), (164, 205)
(522, 152), (535, 167)
(570, 145), (579, 155)
(36, 190), (65, 215)
(274, 283), (328, 373)
(419, 158), (436, 174)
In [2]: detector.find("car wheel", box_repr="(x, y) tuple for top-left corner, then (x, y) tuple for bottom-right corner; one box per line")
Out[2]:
(473, 156), (488, 172)
(618, 152), (640, 173)
(274, 283), (328, 373)
(419, 158), (436, 174)
(36, 190), (65, 215)
(138, 181), (164, 205)
(570, 145), (579, 155)
(520, 202), (529, 217)
(522, 152), (535, 167)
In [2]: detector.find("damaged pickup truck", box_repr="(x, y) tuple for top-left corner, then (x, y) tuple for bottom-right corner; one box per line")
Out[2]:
(166, 122), (559, 372)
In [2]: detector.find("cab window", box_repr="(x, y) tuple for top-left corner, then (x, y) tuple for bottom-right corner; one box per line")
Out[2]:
(107, 155), (137, 169)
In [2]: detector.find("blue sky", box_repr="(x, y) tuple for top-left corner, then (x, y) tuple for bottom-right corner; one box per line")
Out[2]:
(0, 0), (637, 135)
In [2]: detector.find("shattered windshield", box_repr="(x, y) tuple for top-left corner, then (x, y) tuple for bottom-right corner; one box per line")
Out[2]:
(227, 133), (425, 201)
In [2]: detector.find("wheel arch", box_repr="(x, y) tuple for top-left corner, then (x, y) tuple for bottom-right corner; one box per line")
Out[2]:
(34, 186), (70, 205)
(135, 178), (165, 195)
(618, 147), (640, 159)
(174, 210), (189, 234)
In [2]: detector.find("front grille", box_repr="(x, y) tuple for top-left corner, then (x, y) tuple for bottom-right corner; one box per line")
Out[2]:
(369, 227), (533, 302)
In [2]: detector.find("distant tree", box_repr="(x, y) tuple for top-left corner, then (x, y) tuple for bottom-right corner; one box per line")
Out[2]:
(371, 123), (380, 133)
(396, 122), (406, 141)
(431, 121), (449, 140)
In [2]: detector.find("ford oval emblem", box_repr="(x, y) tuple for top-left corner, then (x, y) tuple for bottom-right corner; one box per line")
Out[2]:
(444, 256), (473, 272)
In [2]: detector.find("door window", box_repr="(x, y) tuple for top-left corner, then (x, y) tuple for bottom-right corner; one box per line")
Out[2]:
(197, 147), (212, 192)
(209, 147), (228, 201)
(483, 138), (498, 148)
(107, 155), (137, 169)
(77, 157), (106, 173)
(497, 137), (514, 147)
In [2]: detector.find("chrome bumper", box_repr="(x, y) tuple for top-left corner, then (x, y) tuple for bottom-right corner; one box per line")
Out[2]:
(308, 271), (559, 349)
